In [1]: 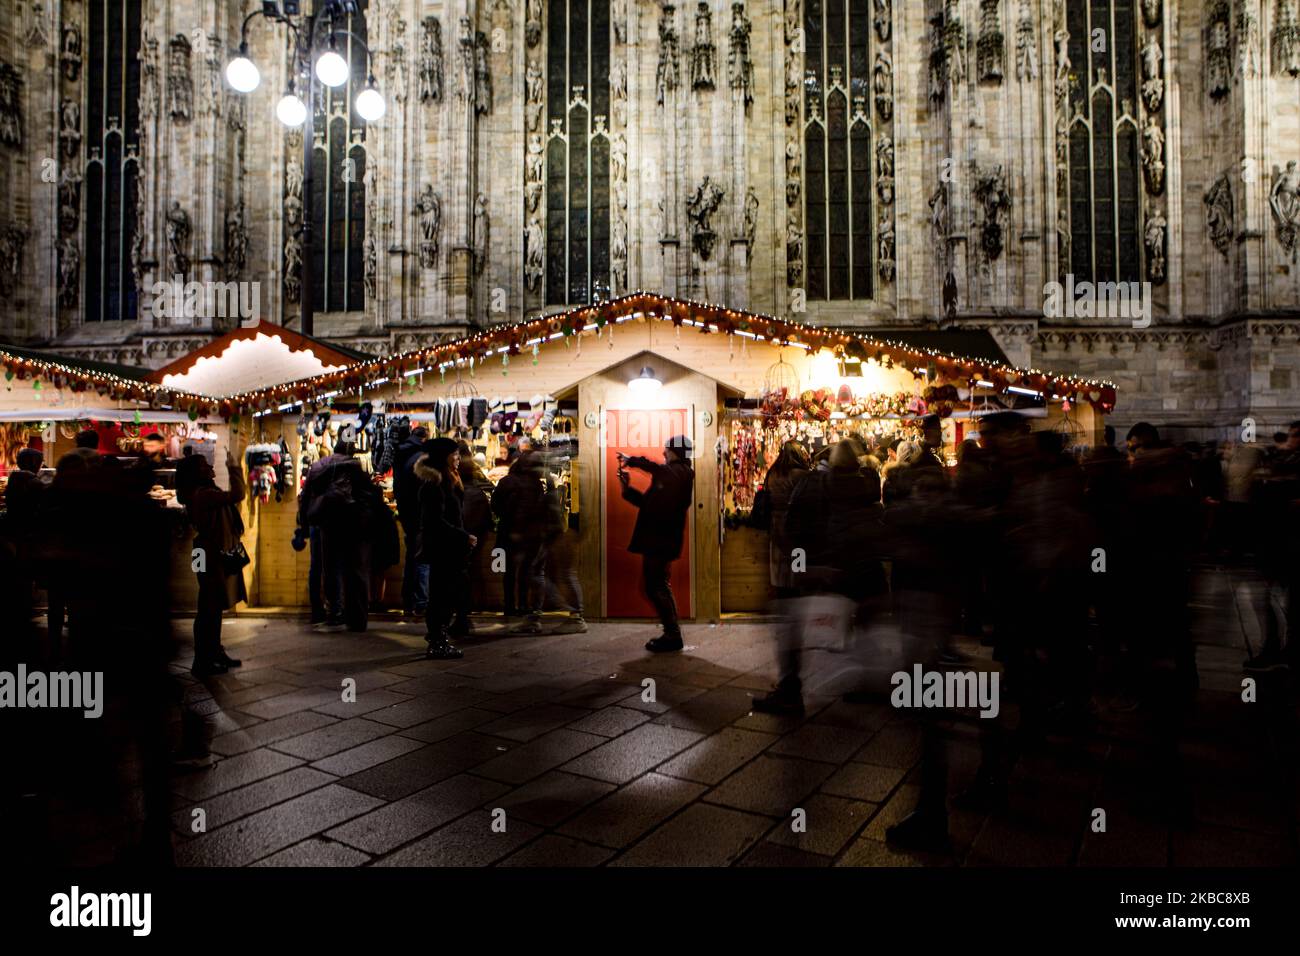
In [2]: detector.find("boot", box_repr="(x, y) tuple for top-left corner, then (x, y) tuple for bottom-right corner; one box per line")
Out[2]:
(885, 808), (951, 853)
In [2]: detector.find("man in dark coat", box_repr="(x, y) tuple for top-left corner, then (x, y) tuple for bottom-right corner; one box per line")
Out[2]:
(618, 434), (694, 653)
(414, 437), (474, 659)
(392, 425), (429, 616)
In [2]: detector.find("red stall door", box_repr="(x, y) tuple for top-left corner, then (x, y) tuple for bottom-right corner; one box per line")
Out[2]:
(603, 408), (693, 619)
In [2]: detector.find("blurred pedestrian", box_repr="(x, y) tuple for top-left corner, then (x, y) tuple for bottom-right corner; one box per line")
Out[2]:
(493, 451), (548, 633)
(415, 437), (475, 659)
(299, 437), (372, 632)
(455, 441), (495, 637)
(393, 425), (430, 618)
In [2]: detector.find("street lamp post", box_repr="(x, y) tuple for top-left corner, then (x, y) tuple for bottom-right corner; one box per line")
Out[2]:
(226, 1), (384, 338)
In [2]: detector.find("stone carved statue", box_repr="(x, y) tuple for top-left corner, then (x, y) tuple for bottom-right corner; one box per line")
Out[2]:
(1141, 114), (1165, 195)
(473, 192), (490, 274)
(876, 135), (895, 206)
(1270, 160), (1300, 259)
(526, 0), (543, 48)
(610, 217), (628, 290)
(526, 135), (544, 213)
(743, 187), (759, 252)
(0, 63), (23, 148)
(973, 165), (1011, 261)
(1145, 205), (1167, 282)
(690, 3), (716, 91)
(786, 208), (803, 287)
(419, 17), (444, 103)
(61, 24), (81, 81)
(1274, 0), (1300, 77)
(686, 176), (725, 260)
(525, 216), (544, 291)
(475, 31), (492, 115)
(529, 60), (547, 131)
(728, 2), (753, 110)
(1140, 35), (1164, 113)
(58, 165), (81, 235)
(165, 201), (191, 278)
(977, 0), (1005, 83)
(363, 231), (377, 299)
(874, 0), (891, 42)
(139, 32), (160, 121)
(1016, 0), (1039, 80)
(0, 224), (25, 295)
(1142, 0), (1163, 27)
(457, 18), (475, 107)
(613, 0), (628, 44)
(657, 4), (681, 105)
(283, 234), (302, 303)
(168, 34), (193, 124)
(225, 204), (248, 281)
(874, 51), (893, 121)
(59, 98), (80, 158)
(1204, 175), (1234, 255)
(878, 209), (896, 283)
(413, 184), (442, 269)
(1207, 2), (1232, 99)
(58, 237), (79, 307)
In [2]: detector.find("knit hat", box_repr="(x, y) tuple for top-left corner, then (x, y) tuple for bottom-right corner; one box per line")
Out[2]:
(420, 436), (460, 465)
(666, 434), (693, 459)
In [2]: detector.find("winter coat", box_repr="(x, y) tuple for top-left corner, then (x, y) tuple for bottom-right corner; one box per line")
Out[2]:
(493, 465), (547, 544)
(414, 454), (471, 566)
(786, 467), (886, 598)
(621, 457), (694, 559)
(187, 462), (249, 610)
(764, 465), (809, 588)
(392, 437), (427, 532)
(461, 474), (495, 539)
(299, 453), (369, 531)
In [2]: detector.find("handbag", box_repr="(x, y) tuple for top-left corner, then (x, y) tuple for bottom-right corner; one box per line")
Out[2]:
(219, 541), (251, 574)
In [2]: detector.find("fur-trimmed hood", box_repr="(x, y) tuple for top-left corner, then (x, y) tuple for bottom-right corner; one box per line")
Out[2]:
(412, 453), (443, 484)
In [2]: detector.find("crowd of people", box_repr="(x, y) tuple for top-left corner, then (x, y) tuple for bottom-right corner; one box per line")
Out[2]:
(747, 415), (1300, 852)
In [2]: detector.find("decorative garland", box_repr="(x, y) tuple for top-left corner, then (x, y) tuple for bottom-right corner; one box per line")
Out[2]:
(2, 292), (1121, 421)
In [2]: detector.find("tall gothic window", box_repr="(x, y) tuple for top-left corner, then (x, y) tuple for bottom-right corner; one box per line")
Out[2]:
(1064, 0), (1141, 284)
(545, 0), (611, 306)
(804, 0), (872, 301)
(84, 0), (142, 322)
(310, 0), (369, 313)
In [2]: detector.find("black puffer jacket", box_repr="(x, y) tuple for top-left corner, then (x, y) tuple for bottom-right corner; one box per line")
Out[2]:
(786, 467), (886, 599)
(414, 454), (470, 565)
(392, 436), (426, 532)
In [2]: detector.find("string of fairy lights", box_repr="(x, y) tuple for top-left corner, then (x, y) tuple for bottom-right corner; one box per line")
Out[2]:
(1, 292), (1119, 422)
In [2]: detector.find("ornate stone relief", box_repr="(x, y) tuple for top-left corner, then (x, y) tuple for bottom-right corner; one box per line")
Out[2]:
(1015, 0), (1038, 80)
(1204, 175), (1234, 256)
(977, 0), (1004, 84)
(59, 98), (80, 158)
(1270, 160), (1300, 260)
(0, 225), (27, 296)
(687, 176), (725, 261)
(1207, 1), (1232, 99)
(1237, 0), (1261, 77)
(874, 51), (893, 121)
(657, 3), (682, 106)
(61, 24), (82, 81)
(1145, 203), (1166, 283)
(784, 0), (801, 289)
(165, 201), (191, 280)
(1141, 113), (1165, 195)
(0, 63), (23, 148)
(690, 2), (717, 91)
(1273, 0), (1300, 76)
(973, 164), (1011, 262)
(874, 0), (891, 42)
(473, 192), (489, 275)
(419, 17), (444, 103)
(728, 2), (753, 111)
(413, 184), (442, 270)
(168, 34), (193, 125)
(1140, 34), (1163, 113)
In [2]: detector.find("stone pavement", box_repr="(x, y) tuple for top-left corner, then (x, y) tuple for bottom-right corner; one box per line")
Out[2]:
(35, 566), (1300, 867)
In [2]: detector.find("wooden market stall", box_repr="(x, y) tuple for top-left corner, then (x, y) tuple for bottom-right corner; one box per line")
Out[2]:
(219, 294), (1117, 622)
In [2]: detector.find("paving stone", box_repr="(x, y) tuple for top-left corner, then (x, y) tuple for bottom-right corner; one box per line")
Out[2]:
(616, 679), (709, 715)
(310, 734), (428, 777)
(851, 724), (923, 769)
(766, 792), (876, 857)
(835, 836), (945, 867)
(398, 707), (501, 743)
(737, 841), (832, 867)
(560, 723), (704, 784)
(705, 755), (837, 817)
(311, 689), (414, 719)
(170, 767), (336, 837)
(251, 837), (371, 867)
(651, 685), (760, 734)
(558, 773), (707, 848)
(176, 785), (383, 867)
(210, 710), (338, 756)
(551, 678), (644, 710)
(498, 835), (615, 867)
(479, 704), (594, 742)
(339, 733), (511, 801)
(238, 688), (345, 721)
(565, 706), (652, 737)
(821, 762), (908, 803)
(270, 718), (395, 761)
(656, 727), (777, 785)
(474, 728), (608, 784)
(487, 771), (617, 827)
(612, 803), (771, 866)
(373, 811), (542, 866)
(365, 689), (494, 728)
(217, 682), (301, 709)
(172, 749), (307, 802)
(770, 723), (874, 764)
(327, 773), (512, 856)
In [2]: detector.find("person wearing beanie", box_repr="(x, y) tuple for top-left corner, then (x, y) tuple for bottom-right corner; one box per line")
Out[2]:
(414, 436), (474, 659)
(617, 434), (695, 652)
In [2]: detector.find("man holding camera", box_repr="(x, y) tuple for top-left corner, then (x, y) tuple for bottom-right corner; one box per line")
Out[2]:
(618, 435), (694, 653)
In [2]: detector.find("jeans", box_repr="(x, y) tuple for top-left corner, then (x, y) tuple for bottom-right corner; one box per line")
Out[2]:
(308, 527), (340, 623)
(641, 554), (680, 638)
(544, 532), (584, 616)
(401, 528), (429, 614)
(504, 538), (546, 616)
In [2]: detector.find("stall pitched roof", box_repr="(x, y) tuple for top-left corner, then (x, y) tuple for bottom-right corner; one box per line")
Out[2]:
(0, 342), (154, 381)
(145, 320), (370, 396)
